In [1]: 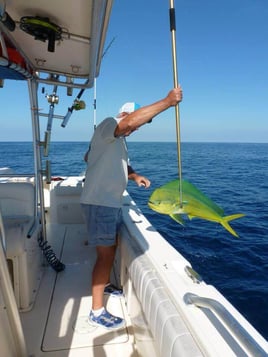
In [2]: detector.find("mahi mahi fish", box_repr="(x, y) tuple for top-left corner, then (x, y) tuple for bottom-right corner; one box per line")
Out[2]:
(148, 179), (245, 237)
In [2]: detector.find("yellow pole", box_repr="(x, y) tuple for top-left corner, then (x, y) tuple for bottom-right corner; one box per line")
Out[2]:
(169, 0), (183, 206)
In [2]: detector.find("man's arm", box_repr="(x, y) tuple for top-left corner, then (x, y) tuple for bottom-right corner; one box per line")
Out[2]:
(115, 87), (182, 137)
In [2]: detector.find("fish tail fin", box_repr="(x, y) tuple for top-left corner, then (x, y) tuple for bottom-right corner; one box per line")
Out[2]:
(221, 214), (245, 237)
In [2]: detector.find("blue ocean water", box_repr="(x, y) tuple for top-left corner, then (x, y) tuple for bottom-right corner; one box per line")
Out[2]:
(1, 141), (268, 340)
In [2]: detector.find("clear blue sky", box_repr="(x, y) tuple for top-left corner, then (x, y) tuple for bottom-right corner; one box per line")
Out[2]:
(1, 0), (268, 142)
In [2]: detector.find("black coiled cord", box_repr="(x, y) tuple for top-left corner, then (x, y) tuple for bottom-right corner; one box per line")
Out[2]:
(38, 236), (65, 272)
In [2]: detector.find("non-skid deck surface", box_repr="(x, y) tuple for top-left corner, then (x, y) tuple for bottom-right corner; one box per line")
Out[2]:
(42, 224), (130, 352)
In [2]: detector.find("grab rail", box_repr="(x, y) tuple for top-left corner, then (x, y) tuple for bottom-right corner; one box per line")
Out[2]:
(184, 293), (267, 357)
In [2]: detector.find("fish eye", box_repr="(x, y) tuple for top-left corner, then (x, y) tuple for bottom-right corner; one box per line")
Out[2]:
(150, 200), (160, 205)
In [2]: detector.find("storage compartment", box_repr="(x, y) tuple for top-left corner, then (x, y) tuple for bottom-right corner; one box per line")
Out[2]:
(0, 182), (43, 311)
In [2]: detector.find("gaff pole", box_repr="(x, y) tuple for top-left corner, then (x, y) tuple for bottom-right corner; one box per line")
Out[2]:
(169, 0), (183, 206)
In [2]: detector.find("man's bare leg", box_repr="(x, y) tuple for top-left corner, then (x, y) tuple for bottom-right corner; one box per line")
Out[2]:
(91, 245), (116, 310)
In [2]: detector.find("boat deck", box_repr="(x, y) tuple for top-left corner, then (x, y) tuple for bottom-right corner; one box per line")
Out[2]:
(1, 177), (268, 357)
(21, 223), (139, 357)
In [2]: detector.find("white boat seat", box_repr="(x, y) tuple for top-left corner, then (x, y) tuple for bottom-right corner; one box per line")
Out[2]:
(50, 178), (84, 223)
(0, 182), (43, 311)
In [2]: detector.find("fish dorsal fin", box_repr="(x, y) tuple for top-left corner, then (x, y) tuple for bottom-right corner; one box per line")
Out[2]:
(182, 180), (224, 215)
(163, 179), (224, 216)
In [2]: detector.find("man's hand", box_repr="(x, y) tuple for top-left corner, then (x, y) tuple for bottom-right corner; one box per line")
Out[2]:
(128, 172), (151, 188)
(166, 86), (183, 106)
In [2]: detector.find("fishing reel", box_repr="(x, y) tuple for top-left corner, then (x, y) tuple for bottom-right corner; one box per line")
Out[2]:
(73, 100), (85, 111)
(46, 93), (59, 105)
(20, 16), (62, 52)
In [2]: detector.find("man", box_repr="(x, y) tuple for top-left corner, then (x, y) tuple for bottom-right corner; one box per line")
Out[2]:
(81, 86), (183, 330)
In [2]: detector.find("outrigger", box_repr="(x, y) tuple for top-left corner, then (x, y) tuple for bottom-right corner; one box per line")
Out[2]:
(0, 1), (268, 356)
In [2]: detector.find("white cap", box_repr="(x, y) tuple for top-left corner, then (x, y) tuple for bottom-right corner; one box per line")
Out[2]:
(118, 102), (140, 114)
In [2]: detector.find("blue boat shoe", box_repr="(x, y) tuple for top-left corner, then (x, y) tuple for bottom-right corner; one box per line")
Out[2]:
(88, 309), (125, 330)
(104, 283), (123, 297)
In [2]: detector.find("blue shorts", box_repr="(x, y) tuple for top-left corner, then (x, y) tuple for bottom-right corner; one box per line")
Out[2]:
(81, 204), (122, 247)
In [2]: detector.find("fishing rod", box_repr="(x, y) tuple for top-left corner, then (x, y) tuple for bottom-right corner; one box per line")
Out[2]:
(93, 77), (97, 130)
(46, 81), (59, 132)
(169, 0), (183, 207)
(61, 81), (87, 128)
(92, 36), (116, 132)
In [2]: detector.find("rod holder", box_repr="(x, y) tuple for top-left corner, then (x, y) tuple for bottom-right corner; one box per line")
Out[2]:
(43, 131), (51, 157)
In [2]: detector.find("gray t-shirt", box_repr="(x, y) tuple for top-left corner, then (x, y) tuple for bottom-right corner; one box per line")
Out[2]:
(80, 117), (128, 208)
